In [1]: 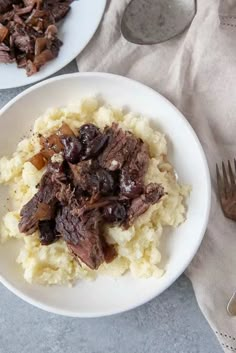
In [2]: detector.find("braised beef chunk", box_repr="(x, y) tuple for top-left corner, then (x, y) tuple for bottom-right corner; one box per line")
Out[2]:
(127, 183), (165, 226)
(0, 46), (13, 62)
(43, 0), (71, 22)
(19, 162), (66, 234)
(19, 121), (165, 270)
(120, 169), (144, 198)
(144, 183), (165, 203)
(19, 193), (41, 234)
(0, 0), (73, 73)
(69, 161), (115, 196)
(56, 206), (104, 269)
(0, 0), (13, 14)
(99, 123), (133, 171)
(120, 138), (149, 198)
(103, 202), (127, 224)
(39, 220), (58, 245)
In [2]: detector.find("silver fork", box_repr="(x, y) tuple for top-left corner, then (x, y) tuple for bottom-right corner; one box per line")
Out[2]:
(216, 160), (236, 221)
(216, 160), (236, 316)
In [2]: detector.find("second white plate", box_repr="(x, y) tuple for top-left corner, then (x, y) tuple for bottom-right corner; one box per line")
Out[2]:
(0, 0), (106, 89)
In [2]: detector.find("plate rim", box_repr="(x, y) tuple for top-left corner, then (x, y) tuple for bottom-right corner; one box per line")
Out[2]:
(0, 72), (211, 317)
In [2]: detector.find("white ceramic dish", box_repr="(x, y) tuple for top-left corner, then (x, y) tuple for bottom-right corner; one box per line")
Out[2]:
(0, 0), (106, 89)
(0, 73), (211, 317)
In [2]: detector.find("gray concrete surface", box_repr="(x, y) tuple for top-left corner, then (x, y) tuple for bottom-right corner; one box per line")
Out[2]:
(0, 61), (222, 353)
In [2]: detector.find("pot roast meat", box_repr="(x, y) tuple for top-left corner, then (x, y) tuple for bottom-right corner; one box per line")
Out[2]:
(11, 24), (34, 53)
(0, 46), (13, 62)
(56, 206), (104, 270)
(103, 201), (127, 224)
(99, 123), (149, 198)
(39, 219), (58, 245)
(127, 183), (165, 226)
(18, 162), (66, 234)
(43, 0), (71, 22)
(69, 160), (115, 196)
(119, 135), (149, 198)
(19, 193), (42, 234)
(25, 59), (37, 75)
(99, 123), (137, 171)
(0, 0), (13, 14)
(19, 121), (166, 270)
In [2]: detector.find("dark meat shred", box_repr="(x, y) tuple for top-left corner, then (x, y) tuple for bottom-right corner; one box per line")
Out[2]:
(43, 0), (71, 22)
(18, 162), (66, 234)
(56, 206), (104, 270)
(0, 0), (73, 74)
(19, 121), (165, 270)
(103, 202), (127, 224)
(120, 169), (144, 198)
(0, 0), (13, 14)
(126, 183), (165, 226)
(11, 24), (34, 53)
(99, 123), (133, 171)
(0, 47), (13, 62)
(39, 220), (58, 245)
(69, 161), (115, 196)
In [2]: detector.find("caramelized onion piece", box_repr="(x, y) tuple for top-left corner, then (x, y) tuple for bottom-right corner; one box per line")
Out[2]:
(34, 37), (47, 56)
(29, 152), (46, 170)
(0, 23), (8, 43)
(45, 24), (58, 39)
(40, 148), (55, 160)
(58, 123), (75, 137)
(34, 49), (54, 68)
(103, 243), (117, 264)
(40, 133), (64, 159)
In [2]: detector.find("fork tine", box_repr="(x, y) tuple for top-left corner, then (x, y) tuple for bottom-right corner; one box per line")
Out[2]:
(228, 160), (235, 187)
(216, 163), (225, 198)
(222, 161), (230, 196)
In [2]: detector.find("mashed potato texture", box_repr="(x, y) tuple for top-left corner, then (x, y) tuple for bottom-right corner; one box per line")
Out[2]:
(0, 98), (189, 285)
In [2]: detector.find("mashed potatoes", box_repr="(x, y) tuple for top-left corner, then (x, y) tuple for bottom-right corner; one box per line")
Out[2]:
(0, 98), (189, 285)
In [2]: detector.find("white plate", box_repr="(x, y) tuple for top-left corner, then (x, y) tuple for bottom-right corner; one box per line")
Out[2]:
(0, 73), (211, 317)
(0, 0), (106, 89)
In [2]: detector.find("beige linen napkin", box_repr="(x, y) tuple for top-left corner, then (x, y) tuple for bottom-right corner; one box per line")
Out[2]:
(219, 0), (236, 27)
(77, 0), (236, 350)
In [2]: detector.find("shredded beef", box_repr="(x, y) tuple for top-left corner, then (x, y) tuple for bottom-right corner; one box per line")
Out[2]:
(126, 183), (165, 226)
(18, 162), (66, 234)
(0, 0), (13, 14)
(19, 122), (165, 270)
(56, 206), (104, 269)
(39, 219), (58, 245)
(69, 160), (115, 196)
